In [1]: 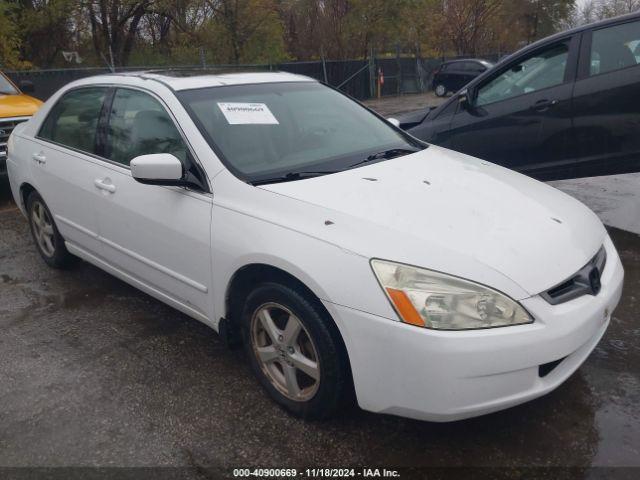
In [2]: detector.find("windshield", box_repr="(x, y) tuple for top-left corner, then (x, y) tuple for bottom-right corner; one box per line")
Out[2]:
(0, 73), (18, 95)
(178, 82), (424, 184)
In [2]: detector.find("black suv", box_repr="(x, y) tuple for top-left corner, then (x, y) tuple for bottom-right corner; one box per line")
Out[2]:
(400, 12), (640, 180)
(431, 59), (494, 97)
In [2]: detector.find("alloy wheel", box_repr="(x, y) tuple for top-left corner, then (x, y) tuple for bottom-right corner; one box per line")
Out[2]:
(250, 302), (321, 402)
(31, 201), (56, 257)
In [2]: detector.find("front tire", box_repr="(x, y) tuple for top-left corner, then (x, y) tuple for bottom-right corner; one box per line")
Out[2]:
(241, 282), (350, 419)
(26, 191), (75, 269)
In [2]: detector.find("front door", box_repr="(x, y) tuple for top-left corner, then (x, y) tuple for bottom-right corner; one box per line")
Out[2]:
(448, 38), (578, 178)
(93, 87), (213, 322)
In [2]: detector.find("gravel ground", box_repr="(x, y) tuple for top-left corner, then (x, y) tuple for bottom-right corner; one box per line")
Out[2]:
(363, 92), (446, 116)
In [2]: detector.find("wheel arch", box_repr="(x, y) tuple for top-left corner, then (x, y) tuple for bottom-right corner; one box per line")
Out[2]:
(223, 263), (350, 357)
(222, 261), (355, 397)
(19, 182), (37, 212)
(224, 262), (330, 333)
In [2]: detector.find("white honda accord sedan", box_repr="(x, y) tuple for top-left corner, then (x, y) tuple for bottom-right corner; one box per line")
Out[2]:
(7, 71), (624, 421)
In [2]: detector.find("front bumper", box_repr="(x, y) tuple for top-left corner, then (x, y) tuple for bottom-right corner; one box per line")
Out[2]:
(326, 235), (624, 422)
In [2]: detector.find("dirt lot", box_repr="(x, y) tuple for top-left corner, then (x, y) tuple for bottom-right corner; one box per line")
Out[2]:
(1, 93), (639, 478)
(363, 92), (446, 116)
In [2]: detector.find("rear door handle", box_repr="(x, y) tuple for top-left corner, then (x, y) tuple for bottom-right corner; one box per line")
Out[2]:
(532, 99), (559, 111)
(32, 152), (46, 165)
(94, 178), (116, 193)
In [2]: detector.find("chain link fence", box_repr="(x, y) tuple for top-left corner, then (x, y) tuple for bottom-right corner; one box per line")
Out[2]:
(5, 53), (506, 102)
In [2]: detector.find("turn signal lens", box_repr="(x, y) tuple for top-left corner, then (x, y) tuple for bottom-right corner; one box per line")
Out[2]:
(371, 259), (533, 330)
(385, 288), (426, 327)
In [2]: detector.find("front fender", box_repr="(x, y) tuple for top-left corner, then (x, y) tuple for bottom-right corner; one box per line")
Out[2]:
(210, 202), (396, 331)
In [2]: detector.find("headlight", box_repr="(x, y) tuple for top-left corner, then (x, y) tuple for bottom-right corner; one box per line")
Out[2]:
(371, 259), (533, 330)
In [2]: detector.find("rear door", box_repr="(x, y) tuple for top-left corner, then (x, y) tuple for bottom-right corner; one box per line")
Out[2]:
(571, 18), (640, 177)
(92, 87), (213, 322)
(448, 36), (579, 176)
(30, 87), (109, 255)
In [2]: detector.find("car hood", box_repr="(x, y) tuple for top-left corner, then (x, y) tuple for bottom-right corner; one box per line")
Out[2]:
(259, 146), (606, 298)
(0, 93), (42, 118)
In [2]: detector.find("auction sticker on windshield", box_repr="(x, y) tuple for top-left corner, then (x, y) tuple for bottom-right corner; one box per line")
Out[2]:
(217, 102), (279, 125)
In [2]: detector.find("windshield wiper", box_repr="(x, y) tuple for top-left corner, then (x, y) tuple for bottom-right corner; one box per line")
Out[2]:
(252, 170), (338, 186)
(348, 148), (420, 169)
(252, 148), (422, 185)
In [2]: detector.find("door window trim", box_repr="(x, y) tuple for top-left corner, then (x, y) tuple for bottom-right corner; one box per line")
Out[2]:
(471, 36), (579, 108)
(36, 83), (211, 194)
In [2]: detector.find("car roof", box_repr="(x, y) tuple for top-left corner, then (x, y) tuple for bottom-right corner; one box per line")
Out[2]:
(69, 70), (316, 92)
(443, 59), (493, 66)
(444, 59), (483, 64)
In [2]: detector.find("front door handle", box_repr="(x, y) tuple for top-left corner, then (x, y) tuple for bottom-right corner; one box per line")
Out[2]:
(532, 99), (559, 112)
(32, 152), (46, 165)
(94, 178), (116, 193)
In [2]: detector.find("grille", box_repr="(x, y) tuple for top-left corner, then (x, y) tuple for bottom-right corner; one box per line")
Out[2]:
(540, 246), (607, 305)
(0, 117), (30, 162)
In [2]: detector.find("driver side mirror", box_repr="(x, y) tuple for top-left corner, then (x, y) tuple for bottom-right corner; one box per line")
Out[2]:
(459, 88), (476, 111)
(131, 153), (185, 186)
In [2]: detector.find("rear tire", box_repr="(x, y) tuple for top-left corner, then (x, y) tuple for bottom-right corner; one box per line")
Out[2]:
(26, 191), (75, 269)
(241, 282), (350, 419)
(434, 84), (447, 97)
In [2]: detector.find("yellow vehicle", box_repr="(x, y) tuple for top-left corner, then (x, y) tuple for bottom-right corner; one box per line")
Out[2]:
(1, 71), (42, 177)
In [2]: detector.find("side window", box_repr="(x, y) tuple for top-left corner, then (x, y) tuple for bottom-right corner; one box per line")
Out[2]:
(106, 88), (188, 167)
(461, 62), (479, 72)
(39, 87), (106, 154)
(476, 43), (569, 107)
(590, 20), (640, 76)
(473, 62), (487, 73)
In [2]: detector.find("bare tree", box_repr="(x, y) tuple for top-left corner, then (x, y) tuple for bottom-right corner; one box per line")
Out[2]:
(566, 0), (639, 26)
(85, 0), (153, 67)
(597, 0), (640, 17)
(205, 0), (279, 64)
(440, 0), (504, 55)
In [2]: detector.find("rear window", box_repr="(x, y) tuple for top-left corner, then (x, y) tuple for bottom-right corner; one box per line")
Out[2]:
(461, 62), (483, 72)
